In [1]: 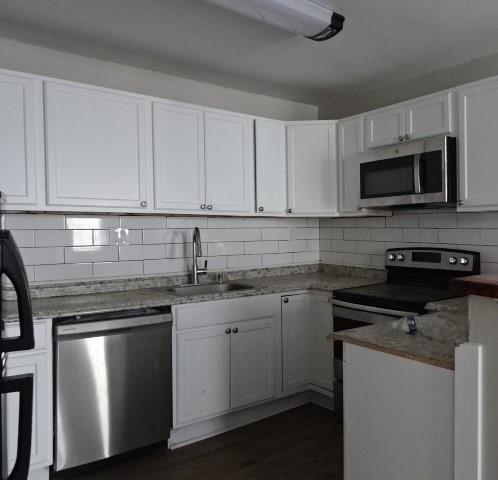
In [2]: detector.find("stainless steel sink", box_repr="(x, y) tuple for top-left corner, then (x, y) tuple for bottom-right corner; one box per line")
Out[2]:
(167, 283), (254, 297)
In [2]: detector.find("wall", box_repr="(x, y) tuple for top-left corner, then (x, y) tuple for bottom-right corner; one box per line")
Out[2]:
(319, 50), (498, 119)
(3, 214), (319, 284)
(320, 210), (498, 274)
(0, 37), (317, 121)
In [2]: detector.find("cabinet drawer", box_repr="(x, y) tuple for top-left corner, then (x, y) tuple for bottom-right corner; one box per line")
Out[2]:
(5, 321), (49, 353)
(174, 295), (278, 331)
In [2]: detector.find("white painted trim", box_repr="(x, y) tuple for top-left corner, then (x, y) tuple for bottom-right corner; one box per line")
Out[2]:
(455, 342), (483, 480)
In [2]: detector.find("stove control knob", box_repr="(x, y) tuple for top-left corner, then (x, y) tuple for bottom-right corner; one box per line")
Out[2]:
(396, 254), (405, 262)
(388, 254), (396, 261)
(460, 257), (469, 266)
(448, 256), (457, 265)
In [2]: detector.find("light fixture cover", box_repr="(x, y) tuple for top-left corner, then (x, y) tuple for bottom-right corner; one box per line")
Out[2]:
(204, 0), (338, 38)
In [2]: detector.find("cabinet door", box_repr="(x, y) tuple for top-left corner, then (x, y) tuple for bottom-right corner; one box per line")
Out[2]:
(287, 122), (337, 214)
(364, 106), (405, 148)
(230, 317), (276, 409)
(5, 352), (52, 472)
(458, 79), (498, 210)
(281, 294), (311, 393)
(204, 111), (253, 213)
(405, 91), (454, 141)
(45, 81), (150, 209)
(0, 71), (41, 207)
(338, 116), (363, 214)
(310, 294), (334, 391)
(255, 119), (287, 214)
(176, 326), (231, 425)
(153, 101), (205, 212)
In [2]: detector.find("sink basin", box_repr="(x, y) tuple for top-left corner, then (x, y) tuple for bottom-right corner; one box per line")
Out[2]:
(167, 283), (254, 297)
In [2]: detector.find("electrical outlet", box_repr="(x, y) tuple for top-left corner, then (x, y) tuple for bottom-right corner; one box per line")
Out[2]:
(112, 227), (130, 246)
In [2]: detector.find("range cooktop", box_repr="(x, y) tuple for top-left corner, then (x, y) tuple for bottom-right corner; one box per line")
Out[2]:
(333, 247), (481, 314)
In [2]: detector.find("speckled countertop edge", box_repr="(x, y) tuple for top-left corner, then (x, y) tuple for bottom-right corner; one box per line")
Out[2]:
(3, 272), (381, 322)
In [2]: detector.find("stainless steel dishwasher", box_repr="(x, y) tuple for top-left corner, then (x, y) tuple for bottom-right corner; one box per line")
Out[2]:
(54, 307), (172, 472)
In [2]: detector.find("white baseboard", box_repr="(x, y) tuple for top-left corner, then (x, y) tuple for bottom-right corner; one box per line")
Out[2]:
(28, 467), (49, 480)
(170, 389), (335, 449)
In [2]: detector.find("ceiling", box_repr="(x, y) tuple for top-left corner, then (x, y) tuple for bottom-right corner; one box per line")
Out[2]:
(1, 0), (498, 107)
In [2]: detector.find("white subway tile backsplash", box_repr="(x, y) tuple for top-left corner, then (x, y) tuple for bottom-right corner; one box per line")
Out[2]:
(331, 240), (357, 253)
(344, 228), (371, 241)
(5, 214), (65, 230)
(11, 230), (35, 247)
(167, 216), (207, 229)
(35, 263), (93, 282)
(371, 228), (402, 242)
(261, 228), (289, 241)
(207, 217), (244, 228)
(439, 229), (481, 245)
(227, 255), (261, 269)
(319, 228), (343, 240)
(225, 228), (261, 241)
(65, 246), (118, 264)
(143, 229), (184, 244)
(278, 218), (308, 228)
(244, 218), (278, 228)
(165, 243), (188, 258)
(293, 251), (319, 263)
(20, 247), (64, 266)
(386, 213), (418, 228)
(278, 240), (308, 253)
(35, 230), (93, 247)
(419, 213), (457, 229)
(93, 230), (110, 246)
(356, 217), (386, 228)
(143, 258), (187, 275)
(208, 242), (245, 256)
(121, 216), (166, 229)
(119, 244), (165, 261)
(402, 228), (438, 243)
(245, 241), (278, 255)
(262, 253), (293, 266)
(66, 215), (119, 229)
(290, 227), (318, 240)
(94, 261), (143, 277)
(481, 229), (498, 245)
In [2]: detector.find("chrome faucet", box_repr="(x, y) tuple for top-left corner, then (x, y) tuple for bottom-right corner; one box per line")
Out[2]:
(192, 227), (207, 284)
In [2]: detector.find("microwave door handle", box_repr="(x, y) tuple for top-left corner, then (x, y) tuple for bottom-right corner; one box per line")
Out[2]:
(0, 374), (34, 480)
(413, 154), (422, 194)
(0, 232), (34, 352)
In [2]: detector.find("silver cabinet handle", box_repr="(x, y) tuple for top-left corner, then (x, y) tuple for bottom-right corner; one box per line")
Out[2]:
(458, 200), (465, 206)
(140, 201), (147, 208)
(398, 136), (404, 142)
(207, 205), (213, 210)
(404, 134), (410, 141)
(232, 327), (239, 333)
(283, 297), (289, 303)
(288, 208), (293, 214)
(258, 206), (264, 212)
(200, 204), (206, 210)
(225, 328), (231, 334)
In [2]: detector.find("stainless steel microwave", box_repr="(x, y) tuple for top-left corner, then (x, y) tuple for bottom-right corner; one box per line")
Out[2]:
(359, 135), (457, 208)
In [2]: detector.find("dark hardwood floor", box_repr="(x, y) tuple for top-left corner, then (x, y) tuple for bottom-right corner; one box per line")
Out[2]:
(62, 404), (343, 480)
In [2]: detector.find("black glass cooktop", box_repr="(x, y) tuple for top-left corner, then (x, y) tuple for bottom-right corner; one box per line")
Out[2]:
(333, 282), (462, 314)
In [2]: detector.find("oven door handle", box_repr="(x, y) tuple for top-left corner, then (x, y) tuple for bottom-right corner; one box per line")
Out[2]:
(331, 299), (417, 317)
(413, 153), (422, 194)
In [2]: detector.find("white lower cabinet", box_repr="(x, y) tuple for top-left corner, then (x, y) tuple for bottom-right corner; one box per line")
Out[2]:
(174, 296), (278, 426)
(281, 293), (333, 394)
(4, 320), (52, 478)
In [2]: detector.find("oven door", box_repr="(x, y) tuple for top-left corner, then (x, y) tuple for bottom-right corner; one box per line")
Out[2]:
(359, 141), (453, 208)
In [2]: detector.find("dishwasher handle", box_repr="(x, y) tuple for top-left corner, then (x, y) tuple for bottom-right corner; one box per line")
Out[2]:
(56, 313), (172, 338)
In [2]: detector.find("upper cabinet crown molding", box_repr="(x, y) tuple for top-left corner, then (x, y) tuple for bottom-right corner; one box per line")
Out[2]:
(0, 71), (44, 208)
(287, 121), (338, 215)
(44, 81), (152, 210)
(364, 90), (455, 149)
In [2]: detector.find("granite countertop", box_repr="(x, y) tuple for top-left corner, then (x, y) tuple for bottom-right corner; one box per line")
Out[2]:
(451, 274), (498, 299)
(328, 297), (469, 371)
(3, 272), (381, 322)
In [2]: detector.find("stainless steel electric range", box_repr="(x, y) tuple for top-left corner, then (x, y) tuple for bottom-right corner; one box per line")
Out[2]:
(331, 247), (480, 415)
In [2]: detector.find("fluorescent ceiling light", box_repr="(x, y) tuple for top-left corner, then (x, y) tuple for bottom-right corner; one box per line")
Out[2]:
(204, 0), (345, 41)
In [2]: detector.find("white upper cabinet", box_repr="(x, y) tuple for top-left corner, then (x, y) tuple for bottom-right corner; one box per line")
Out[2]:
(204, 111), (254, 213)
(458, 78), (498, 210)
(0, 71), (43, 208)
(45, 81), (151, 210)
(405, 92), (453, 140)
(153, 101), (205, 212)
(364, 91), (454, 149)
(255, 119), (287, 214)
(364, 106), (405, 149)
(287, 122), (337, 215)
(337, 116), (363, 214)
